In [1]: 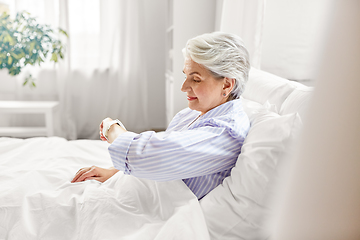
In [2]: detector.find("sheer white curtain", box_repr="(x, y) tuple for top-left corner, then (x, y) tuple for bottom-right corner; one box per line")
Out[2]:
(5, 0), (149, 139)
(215, 0), (266, 69)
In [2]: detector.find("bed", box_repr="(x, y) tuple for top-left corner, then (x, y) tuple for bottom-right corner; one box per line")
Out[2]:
(0, 68), (313, 240)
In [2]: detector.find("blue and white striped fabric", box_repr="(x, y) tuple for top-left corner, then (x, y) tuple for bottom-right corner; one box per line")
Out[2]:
(108, 99), (250, 199)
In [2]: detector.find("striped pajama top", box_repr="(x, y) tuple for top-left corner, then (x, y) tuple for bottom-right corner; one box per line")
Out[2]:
(108, 99), (250, 199)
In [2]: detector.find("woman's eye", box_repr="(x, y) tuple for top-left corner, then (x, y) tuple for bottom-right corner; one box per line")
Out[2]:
(193, 79), (201, 83)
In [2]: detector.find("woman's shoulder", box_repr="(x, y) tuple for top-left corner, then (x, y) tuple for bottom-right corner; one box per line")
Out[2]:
(197, 99), (250, 138)
(167, 107), (200, 131)
(173, 107), (201, 120)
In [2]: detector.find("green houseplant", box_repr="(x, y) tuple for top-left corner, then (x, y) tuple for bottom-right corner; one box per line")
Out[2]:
(0, 11), (68, 87)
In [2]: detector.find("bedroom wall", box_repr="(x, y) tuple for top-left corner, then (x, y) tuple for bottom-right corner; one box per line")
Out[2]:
(260, 0), (331, 85)
(170, 0), (217, 120)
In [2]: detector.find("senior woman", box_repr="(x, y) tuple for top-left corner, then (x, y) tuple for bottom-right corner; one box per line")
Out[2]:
(72, 32), (251, 200)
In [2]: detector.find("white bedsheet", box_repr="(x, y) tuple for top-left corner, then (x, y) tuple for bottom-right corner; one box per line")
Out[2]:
(0, 137), (209, 240)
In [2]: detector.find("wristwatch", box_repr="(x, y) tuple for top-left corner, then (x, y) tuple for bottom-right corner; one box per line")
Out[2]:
(103, 119), (126, 140)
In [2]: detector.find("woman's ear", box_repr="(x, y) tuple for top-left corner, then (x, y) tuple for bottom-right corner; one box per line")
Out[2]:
(223, 77), (235, 95)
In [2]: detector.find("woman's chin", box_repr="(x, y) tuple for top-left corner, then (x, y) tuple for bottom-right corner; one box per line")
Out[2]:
(188, 103), (197, 111)
(188, 103), (203, 113)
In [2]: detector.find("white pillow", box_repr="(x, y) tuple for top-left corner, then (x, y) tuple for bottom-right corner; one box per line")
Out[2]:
(241, 97), (278, 120)
(200, 102), (302, 240)
(243, 68), (298, 112)
(280, 87), (314, 120)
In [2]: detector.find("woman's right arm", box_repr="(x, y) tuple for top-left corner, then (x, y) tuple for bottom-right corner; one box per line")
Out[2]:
(108, 126), (242, 181)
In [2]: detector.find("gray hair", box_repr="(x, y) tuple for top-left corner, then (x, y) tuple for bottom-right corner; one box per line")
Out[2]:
(183, 32), (250, 100)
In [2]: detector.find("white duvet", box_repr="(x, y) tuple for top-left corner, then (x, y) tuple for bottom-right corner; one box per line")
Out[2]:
(0, 137), (209, 240)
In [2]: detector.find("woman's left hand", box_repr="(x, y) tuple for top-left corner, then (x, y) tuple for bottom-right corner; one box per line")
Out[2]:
(99, 117), (113, 141)
(71, 166), (119, 183)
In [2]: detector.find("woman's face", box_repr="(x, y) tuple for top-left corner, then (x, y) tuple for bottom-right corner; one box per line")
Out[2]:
(181, 58), (228, 115)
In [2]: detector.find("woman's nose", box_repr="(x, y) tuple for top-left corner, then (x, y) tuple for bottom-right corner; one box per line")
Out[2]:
(181, 78), (190, 92)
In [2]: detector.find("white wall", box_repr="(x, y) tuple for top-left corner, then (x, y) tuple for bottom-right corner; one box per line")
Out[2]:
(261, 0), (331, 82)
(171, 0), (217, 117)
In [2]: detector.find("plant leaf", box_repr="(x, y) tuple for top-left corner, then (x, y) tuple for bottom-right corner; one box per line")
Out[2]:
(50, 52), (58, 62)
(59, 28), (69, 38)
(1, 10), (67, 84)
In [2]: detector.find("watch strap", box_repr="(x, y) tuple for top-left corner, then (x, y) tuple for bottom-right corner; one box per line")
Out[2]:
(104, 119), (126, 140)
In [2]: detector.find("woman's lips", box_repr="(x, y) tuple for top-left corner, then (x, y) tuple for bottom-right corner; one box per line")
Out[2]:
(187, 96), (197, 101)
